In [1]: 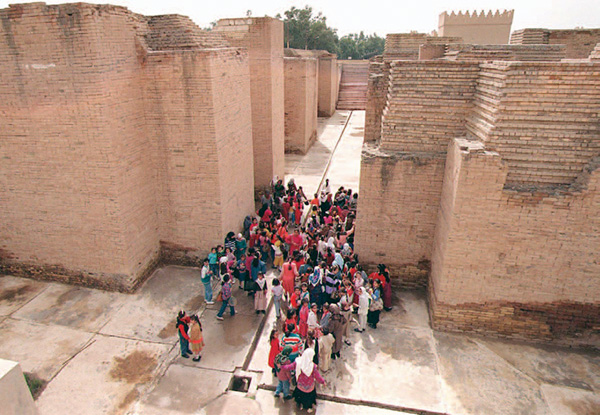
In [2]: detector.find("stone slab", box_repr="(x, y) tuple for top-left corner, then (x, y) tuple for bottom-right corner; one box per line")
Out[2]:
(36, 335), (170, 415)
(0, 275), (48, 316)
(100, 266), (208, 343)
(0, 318), (93, 380)
(542, 383), (600, 415)
(12, 283), (126, 332)
(434, 331), (551, 415)
(480, 338), (600, 391)
(134, 364), (232, 414)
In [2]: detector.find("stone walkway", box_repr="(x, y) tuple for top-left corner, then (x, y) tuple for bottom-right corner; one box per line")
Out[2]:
(0, 111), (599, 415)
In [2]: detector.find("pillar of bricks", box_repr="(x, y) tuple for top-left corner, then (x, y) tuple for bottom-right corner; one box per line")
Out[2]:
(317, 54), (338, 117)
(215, 17), (285, 191)
(0, 3), (255, 291)
(284, 57), (318, 154)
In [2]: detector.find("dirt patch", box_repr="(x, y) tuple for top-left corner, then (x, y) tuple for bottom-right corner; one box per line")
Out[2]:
(0, 284), (35, 303)
(56, 287), (88, 305)
(117, 388), (140, 411)
(109, 351), (157, 384)
(158, 322), (176, 339)
(185, 294), (205, 312)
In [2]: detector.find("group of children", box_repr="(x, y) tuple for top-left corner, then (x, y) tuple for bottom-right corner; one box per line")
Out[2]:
(176, 176), (393, 411)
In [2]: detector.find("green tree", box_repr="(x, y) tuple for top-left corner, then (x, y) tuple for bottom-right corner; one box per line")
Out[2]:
(277, 6), (338, 53)
(276, 5), (385, 60)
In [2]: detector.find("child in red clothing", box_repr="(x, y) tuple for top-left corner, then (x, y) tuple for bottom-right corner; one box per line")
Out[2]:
(284, 310), (298, 333)
(268, 329), (281, 374)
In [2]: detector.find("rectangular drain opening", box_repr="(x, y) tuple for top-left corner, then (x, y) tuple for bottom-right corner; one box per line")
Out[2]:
(229, 375), (251, 393)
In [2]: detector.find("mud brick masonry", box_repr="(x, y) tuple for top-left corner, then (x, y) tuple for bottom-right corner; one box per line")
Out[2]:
(282, 48), (339, 154)
(357, 25), (600, 344)
(438, 10), (514, 45)
(214, 17), (285, 190)
(0, 3), (256, 291)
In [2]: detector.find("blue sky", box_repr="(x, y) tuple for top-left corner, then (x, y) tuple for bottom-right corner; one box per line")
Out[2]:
(3, 0), (598, 36)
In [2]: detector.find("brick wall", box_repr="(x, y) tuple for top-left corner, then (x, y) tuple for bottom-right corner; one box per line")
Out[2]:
(284, 57), (318, 154)
(317, 56), (338, 117)
(355, 147), (446, 288)
(356, 61), (480, 286)
(383, 34), (462, 60)
(214, 17), (285, 190)
(430, 138), (600, 343)
(145, 49), (254, 258)
(0, 3), (255, 291)
(467, 61), (600, 187)
(438, 10), (514, 44)
(443, 44), (566, 61)
(511, 28), (600, 59)
(0, 3), (156, 290)
(363, 58), (390, 144)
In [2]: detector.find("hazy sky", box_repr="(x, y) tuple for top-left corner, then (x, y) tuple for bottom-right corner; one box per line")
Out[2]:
(2, 0), (599, 36)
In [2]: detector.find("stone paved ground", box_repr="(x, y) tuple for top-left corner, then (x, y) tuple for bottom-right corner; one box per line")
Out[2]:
(1, 111), (599, 415)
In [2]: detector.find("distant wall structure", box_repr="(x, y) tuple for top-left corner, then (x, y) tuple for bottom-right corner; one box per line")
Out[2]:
(284, 56), (318, 154)
(317, 54), (339, 117)
(358, 41), (600, 343)
(0, 2), (255, 291)
(214, 17), (284, 191)
(438, 10), (514, 44)
(283, 48), (340, 118)
(511, 28), (600, 59)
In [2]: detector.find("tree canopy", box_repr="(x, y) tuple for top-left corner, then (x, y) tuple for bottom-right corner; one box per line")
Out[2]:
(276, 6), (384, 60)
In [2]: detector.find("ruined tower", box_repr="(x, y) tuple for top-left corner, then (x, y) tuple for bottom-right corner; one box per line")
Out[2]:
(438, 10), (514, 44)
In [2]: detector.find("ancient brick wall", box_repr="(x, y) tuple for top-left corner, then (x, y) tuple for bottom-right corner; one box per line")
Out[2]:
(430, 138), (600, 343)
(511, 28), (600, 59)
(379, 61), (480, 153)
(284, 57), (318, 154)
(317, 56), (338, 117)
(214, 18), (284, 190)
(145, 49), (254, 259)
(0, 3), (157, 290)
(443, 44), (566, 61)
(0, 3), (255, 291)
(363, 58), (390, 144)
(383, 34), (462, 60)
(548, 29), (600, 59)
(467, 61), (600, 187)
(355, 148), (446, 288)
(438, 10), (514, 44)
(355, 61), (480, 287)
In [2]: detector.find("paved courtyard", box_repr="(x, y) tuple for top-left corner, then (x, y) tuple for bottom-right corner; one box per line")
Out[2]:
(1, 111), (599, 414)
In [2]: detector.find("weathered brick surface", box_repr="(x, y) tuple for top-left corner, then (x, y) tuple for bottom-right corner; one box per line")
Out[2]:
(284, 57), (318, 154)
(355, 146), (444, 288)
(511, 28), (600, 59)
(317, 55), (338, 117)
(467, 61), (600, 187)
(442, 43), (566, 61)
(383, 33), (462, 60)
(380, 61), (480, 153)
(364, 59), (390, 144)
(438, 10), (514, 44)
(358, 49), (600, 343)
(430, 138), (600, 343)
(214, 17), (284, 190)
(0, 3), (254, 291)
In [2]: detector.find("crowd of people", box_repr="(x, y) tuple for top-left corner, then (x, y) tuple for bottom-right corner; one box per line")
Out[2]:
(176, 176), (394, 412)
